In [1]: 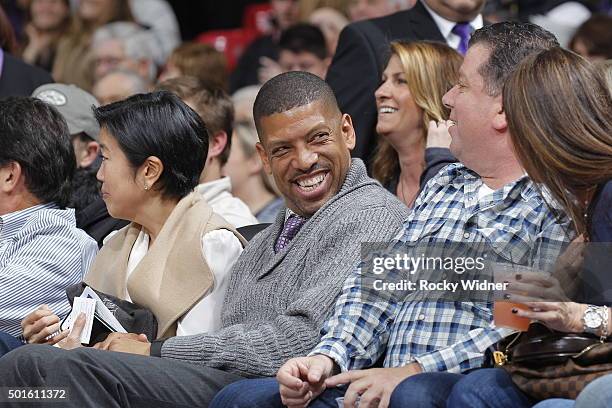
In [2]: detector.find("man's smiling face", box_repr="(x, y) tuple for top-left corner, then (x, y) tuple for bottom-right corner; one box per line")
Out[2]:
(256, 100), (356, 217)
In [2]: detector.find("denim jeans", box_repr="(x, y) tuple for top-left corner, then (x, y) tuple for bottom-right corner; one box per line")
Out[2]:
(446, 368), (534, 408)
(0, 332), (23, 358)
(210, 377), (346, 408)
(389, 372), (464, 408)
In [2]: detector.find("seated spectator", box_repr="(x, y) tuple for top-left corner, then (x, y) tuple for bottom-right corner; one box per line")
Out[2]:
(371, 40), (460, 207)
(445, 47), (612, 408)
(231, 84), (260, 124)
(347, 0), (413, 21)
(21, 0), (70, 72)
(257, 23), (331, 85)
(158, 42), (228, 91)
(230, 0), (300, 92)
(0, 97), (97, 338)
(0, 3), (53, 97)
(92, 21), (157, 84)
(308, 7), (348, 55)
(225, 121), (284, 223)
(128, 0), (180, 65)
(278, 23), (330, 80)
(157, 77), (258, 228)
(92, 68), (150, 106)
(327, 0), (485, 165)
(53, 0), (134, 91)
(32, 83), (129, 246)
(0, 71), (409, 408)
(19, 91), (246, 353)
(569, 15), (612, 62)
(210, 22), (572, 408)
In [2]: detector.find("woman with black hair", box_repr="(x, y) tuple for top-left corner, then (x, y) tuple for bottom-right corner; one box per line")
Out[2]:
(21, 91), (246, 349)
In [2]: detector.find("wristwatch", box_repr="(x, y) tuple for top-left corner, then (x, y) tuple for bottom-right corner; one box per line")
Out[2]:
(583, 305), (609, 338)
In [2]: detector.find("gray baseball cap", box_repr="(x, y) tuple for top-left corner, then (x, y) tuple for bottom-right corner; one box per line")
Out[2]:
(32, 83), (101, 141)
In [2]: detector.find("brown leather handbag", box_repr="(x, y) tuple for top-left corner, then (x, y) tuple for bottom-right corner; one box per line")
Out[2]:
(494, 323), (612, 400)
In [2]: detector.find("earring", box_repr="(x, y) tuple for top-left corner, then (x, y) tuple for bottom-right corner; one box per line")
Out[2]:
(144, 183), (149, 191)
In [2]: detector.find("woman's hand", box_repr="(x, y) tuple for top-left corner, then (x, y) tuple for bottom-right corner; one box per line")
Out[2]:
(426, 120), (453, 149)
(514, 301), (586, 333)
(21, 305), (62, 345)
(503, 235), (586, 303)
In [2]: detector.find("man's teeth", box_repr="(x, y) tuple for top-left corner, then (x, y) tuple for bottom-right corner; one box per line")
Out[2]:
(379, 106), (398, 114)
(296, 173), (326, 190)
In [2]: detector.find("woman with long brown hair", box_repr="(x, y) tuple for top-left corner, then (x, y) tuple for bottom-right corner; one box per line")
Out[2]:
(437, 47), (612, 408)
(52, 0), (134, 91)
(505, 47), (612, 239)
(371, 40), (461, 207)
(22, 0), (71, 72)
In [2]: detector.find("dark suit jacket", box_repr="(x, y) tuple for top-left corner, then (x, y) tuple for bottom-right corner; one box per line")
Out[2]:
(326, 1), (445, 163)
(0, 52), (54, 98)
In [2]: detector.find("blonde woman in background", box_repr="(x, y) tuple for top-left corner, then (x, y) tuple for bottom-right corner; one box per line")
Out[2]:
(371, 40), (462, 207)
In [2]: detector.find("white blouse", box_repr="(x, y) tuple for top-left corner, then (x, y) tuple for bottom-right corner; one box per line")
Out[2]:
(125, 228), (243, 336)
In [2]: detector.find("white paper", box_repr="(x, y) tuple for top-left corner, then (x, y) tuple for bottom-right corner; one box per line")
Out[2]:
(69, 297), (96, 344)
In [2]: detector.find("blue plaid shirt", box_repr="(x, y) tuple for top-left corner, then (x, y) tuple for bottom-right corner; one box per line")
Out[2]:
(310, 163), (573, 373)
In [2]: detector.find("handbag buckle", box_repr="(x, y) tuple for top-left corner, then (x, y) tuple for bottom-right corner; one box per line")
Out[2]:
(493, 351), (508, 366)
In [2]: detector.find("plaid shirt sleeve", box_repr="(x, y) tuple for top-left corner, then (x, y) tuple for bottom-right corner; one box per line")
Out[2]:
(308, 258), (402, 372)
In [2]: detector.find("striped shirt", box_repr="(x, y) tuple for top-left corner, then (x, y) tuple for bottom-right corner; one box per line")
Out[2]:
(0, 203), (97, 337)
(311, 163), (573, 373)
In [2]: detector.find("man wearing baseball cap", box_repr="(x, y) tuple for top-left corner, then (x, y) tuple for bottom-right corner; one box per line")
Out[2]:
(33, 84), (128, 246)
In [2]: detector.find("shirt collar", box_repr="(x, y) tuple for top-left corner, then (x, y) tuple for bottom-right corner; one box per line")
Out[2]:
(421, 1), (484, 41)
(0, 203), (58, 241)
(195, 177), (232, 202)
(441, 164), (533, 206)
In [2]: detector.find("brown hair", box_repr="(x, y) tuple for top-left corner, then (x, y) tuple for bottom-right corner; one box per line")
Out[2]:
(569, 15), (612, 60)
(596, 59), (612, 93)
(168, 42), (228, 91)
(504, 47), (612, 235)
(371, 40), (462, 185)
(157, 76), (234, 165)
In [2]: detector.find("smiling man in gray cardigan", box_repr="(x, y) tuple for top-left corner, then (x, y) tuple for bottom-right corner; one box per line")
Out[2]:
(0, 72), (409, 407)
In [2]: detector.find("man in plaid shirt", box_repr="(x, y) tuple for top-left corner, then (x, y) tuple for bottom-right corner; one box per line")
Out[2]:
(210, 22), (572, 408)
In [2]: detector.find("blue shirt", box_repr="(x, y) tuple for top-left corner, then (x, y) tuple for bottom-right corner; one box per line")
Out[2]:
(310, 163), (573, 373)
(0, 203), (98, 336)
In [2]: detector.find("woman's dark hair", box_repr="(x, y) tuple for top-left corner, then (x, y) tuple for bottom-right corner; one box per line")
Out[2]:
(93, 91), (209, 200)
(0, 97), (75, 208)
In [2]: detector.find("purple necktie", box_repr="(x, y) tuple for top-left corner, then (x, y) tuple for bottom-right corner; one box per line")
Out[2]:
(274, 215), (306, 253)
(452, 23), (473, 55)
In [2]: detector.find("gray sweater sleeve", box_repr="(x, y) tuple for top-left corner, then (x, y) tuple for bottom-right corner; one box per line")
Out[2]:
(159, 204), (407, 377)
